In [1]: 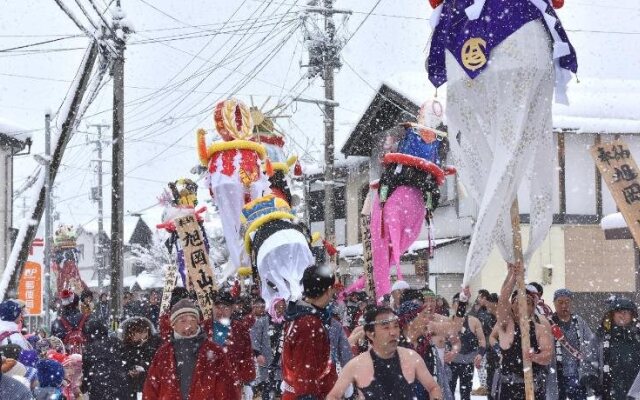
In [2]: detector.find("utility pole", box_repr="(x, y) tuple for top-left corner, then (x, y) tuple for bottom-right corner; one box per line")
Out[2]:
(87, 123), (109, 291)
(44, 114), (52, 328)
(300, 0), (349, 251)
(110, 0), (128, 327)
(3, 42), (99, 299)
(322, 0), (336, 248)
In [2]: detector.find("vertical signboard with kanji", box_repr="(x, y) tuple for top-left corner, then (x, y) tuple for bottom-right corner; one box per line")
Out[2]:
(173, 214), (217, 319)
(18, 261), (42, 316)
(160, 263), (178, 315)
(591, 139), (640, 246)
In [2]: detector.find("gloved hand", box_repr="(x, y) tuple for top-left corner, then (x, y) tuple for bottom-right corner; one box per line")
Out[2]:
(579, 375), (602, 396)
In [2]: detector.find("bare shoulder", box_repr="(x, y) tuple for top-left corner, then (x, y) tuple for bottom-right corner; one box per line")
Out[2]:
(397, 347), (422, 363)
(433, 313), (449, 322)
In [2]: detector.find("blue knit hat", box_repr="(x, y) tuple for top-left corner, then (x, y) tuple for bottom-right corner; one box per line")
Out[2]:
(553, 288), (573, 301)
(18, 349), (39, 368)
(36, 359), (65, 388)
(0, 300), (23, 321)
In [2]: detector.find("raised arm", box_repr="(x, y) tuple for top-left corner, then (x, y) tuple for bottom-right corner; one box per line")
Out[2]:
(497, 263), (519, 330)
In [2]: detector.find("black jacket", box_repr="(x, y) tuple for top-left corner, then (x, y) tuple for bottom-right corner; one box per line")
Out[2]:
(120, 317), (162, 398)
(81, 320), (128, 399)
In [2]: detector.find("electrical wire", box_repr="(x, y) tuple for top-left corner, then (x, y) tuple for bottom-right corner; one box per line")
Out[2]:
(52, 0), (95, 38)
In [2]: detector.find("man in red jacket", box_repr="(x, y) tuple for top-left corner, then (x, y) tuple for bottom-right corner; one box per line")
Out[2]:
(143, 299), (240, 400)
(282, 265), (339, 400)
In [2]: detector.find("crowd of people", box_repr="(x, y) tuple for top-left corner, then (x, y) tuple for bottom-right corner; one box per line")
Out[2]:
(0, 262), (639, 399)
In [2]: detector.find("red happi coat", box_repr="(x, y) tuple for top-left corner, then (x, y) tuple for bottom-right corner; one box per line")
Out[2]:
(226, 314), (257, 384)
(142, 338), (240, 400)
(281, 303), (337, 400)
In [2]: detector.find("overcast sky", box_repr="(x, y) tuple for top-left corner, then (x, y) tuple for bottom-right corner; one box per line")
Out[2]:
(2, 0), (639, 229)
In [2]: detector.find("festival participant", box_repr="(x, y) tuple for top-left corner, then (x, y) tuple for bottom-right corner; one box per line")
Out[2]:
(327, 306), (442, 400)
(396, 298), (455, 400)
(121, 316), (162, 399)
(0, 356), (34, 400)
(482, 293), (499, 400)
(448, 293), (486, 400)
(281, 265), (338, 400)
(0, 300), (31, 350)
(81, 319), (127, 399)
(33, 359), (65, 400)
(251, 297), (267, 319)
(143, 299), (239, 399)
(548, 289), (593, 400)
(390, 280), (410, 311)
(96, 293), (110, 326)
(580, 296), (640, 399)
(212, 292), (257, 400)
(79, 290), (94, 316)
(493, 262), (552, 399)
(51, 290), (88, 354)
(251, 298), (286, 400)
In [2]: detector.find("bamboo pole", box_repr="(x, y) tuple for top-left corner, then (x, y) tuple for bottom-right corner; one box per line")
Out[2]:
(360, 190), (375, 298)
(510, 199), (535, 400)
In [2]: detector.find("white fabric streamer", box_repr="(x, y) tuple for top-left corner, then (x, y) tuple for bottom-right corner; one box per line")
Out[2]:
(446, 20), (556, 286)
(257, 228), (315, 305)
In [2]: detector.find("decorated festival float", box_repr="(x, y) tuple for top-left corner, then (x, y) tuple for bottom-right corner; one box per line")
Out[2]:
(156, 178), (209, 289)
(426, 0), (576, 397)
(195, 98), (317, 307)
(197, 98), (269, 278)
(51, 225), (87, 296)
(241, 106), (315, 306)
(345, 99), (456, 300)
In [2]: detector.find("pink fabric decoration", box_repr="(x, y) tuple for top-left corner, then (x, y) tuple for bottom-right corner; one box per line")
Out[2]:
(370, 186), (425, 299)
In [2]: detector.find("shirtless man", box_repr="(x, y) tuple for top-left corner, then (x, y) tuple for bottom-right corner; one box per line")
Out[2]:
(491, 262), (553, 399)
(327, 306), (443, 400)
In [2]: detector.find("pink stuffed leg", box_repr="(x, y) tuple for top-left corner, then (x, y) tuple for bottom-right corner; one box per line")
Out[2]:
(370, 186), (425, 298)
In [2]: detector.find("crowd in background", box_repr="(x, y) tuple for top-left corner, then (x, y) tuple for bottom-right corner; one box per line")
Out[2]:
(0, 263), (639, 399)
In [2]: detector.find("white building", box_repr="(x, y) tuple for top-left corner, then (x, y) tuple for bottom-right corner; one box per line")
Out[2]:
(0, 118), (31, 275)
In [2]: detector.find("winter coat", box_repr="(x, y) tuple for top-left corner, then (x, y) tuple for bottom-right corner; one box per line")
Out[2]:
(142, 332), (240, 400)
(51, 308), (85, 341)
(250, 315), (283, 383)
(0, 320), (32, 350)
(0, 373), (33, 400)
(328, 318), (353, 370)
(281, 300), (337, 400)
(146, 304), (160, 327)
(581, 322), (640, 400)
(121, 317), (162, 398)
(225, 314), (256, 384)
(97, 301), (110, 325)
(81, 320), (128, 399)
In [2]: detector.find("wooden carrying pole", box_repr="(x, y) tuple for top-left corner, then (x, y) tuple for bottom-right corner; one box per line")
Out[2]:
(510, 199), (535, 400)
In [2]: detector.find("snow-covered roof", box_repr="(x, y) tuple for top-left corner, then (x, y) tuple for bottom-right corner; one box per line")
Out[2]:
(338, 237), (461, 260)
(81, 203), (224, 244)
(87, 275), (139, 289)
(601, 212), (627, 230)
(303, 155), (369, 176)
(554, 78), (640, 133)
(0, 117), (31, 143)
(382, 73), (640, 135)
